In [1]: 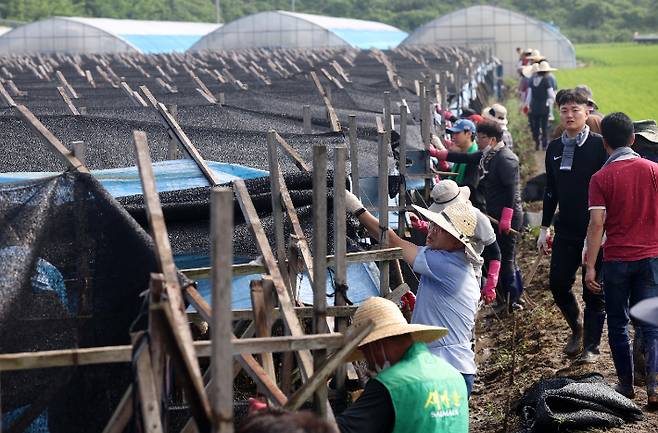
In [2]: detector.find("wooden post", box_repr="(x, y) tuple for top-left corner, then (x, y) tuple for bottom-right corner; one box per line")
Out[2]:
(333, 144), (348, 398)
(348, 115), (360, 198)
(398, 103), (408, 236)
(133, 334), (164, 433)
(250, 279), (276, 383)
(57, 86), (80, 115)
(210, 187), (234, 433)
(303, 105), (312, 133)
(71, 141), (85, 165)
(166, 104), (179, 160)
(312, 144), (328, 418)
(0, 82), (17, 107)
(267, 130), (292, 292)
(379, 95), (391, 296)
(55, 70), (78, 99)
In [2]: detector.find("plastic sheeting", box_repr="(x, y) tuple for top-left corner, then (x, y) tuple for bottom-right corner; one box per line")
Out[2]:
(0, 160), (268, 197)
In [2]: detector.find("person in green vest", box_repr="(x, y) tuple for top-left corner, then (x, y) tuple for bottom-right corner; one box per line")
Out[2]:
(336, 297), (469, 433)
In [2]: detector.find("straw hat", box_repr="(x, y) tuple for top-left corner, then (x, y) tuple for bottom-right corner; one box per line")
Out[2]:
(429, 179), (470, 213)
(411, 202), (478, 258)
(346, 297), (448, 362)
(536, 60), (557, 73)
(528, 49), (545, 62)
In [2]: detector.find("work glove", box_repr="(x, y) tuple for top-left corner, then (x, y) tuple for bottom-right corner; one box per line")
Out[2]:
(345, 190), (365, 215)
(498, 207), (513, 235)
(409, 213), (429, 233)
(537, 226), (552, 254)
(429, 147), (448, 160)
(401, 291), (416, 313)
(481, 260), (500, 305)
(430, 134), (446, 152)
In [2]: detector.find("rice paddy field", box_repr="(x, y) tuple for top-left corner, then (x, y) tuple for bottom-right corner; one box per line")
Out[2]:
(554, 43), (658, 120)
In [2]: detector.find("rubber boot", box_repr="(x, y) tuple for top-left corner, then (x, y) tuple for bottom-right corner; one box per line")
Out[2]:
(645, 337), (658, 408)
(578, 308), (605, 364)
(633, 326), (646, 386)
(610, 341), (635, 399)
(558, 301), (583, 357)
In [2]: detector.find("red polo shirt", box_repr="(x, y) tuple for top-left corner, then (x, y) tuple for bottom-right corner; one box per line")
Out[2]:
(588, 157), (658, 261)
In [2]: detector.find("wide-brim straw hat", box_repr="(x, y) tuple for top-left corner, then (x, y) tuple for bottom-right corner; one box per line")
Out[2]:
(536, 61), (557, 72)
(428, 180), (470, 214)
(346, 297), (448, 362)
(411, 202), (478, 259)
(634, 120), (658, 144)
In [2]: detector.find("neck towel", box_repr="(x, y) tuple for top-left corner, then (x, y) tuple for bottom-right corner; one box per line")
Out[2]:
(603, 147), (639, 168)
(560, 125), (590, 171)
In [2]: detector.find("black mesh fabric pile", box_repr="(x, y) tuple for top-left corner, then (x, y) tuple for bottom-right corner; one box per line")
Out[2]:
(0, 172), (158, 432)
(515, 374), (644, 432)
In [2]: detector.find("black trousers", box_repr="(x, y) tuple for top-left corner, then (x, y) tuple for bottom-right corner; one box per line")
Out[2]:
(529, 113), (549, 149)
(549, 234), (605, 312)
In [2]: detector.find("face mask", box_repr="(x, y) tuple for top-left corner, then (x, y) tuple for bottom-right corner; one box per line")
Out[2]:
(372, 342), (391, 373)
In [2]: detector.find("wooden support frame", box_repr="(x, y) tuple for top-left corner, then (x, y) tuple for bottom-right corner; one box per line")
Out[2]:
(57, 86), (80, 115)
(250, 279), (276, 384)
(378, 92), (391, 296)
(55, 70), (78, 99)
(398, 101), (408, 236)
(15, 105), (89, 173)
(233, 180), (316, 383)
(0, 82), (17, 107)
(272, 131), (311, 173)
(348, 114), (360, 198)
(132, 131), (211, 432)
(210, 187), (234, 433)
(284, 320), (374, 411)
(309, 71), (341, 132)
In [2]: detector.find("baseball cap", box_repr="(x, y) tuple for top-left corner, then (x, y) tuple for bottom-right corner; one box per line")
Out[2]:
(447, 119), (476, 134)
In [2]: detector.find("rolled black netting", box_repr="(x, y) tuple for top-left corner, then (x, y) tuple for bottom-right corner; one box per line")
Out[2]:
(0, 172), (158, 433)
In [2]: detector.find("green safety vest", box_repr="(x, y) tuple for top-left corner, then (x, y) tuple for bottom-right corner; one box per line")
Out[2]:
(374, 342), (468, 433)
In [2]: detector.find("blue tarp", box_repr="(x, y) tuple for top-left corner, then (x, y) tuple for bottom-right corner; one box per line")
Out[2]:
(176, 254), (380, 310)
(0, 160), (268, 197)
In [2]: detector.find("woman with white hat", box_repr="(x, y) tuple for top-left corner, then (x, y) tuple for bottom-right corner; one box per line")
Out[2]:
(523, 60), (558, 150)
(336, 297), (468, 433)
(345, 192), (482, 398)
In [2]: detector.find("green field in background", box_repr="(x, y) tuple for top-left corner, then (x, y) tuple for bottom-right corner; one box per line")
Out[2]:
(553, 43), (658, 120)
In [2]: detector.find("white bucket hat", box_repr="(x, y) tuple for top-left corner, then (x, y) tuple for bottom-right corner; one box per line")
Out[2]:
(412, 202), (478, 259)
(346, 297), (448, 362)
(428, 180), (470, 213)
(484, 104), (508, 126)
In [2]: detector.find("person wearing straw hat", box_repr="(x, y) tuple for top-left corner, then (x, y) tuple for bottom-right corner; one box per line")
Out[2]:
(584, 112), (658, 407)
(345, 191), (481, 397)
(483, 103), (514, 149)
(431, 120), (524, 311)
(523, 60), (558, 150)
(409, 179), (500, 305)
(336, 297), (468, 433)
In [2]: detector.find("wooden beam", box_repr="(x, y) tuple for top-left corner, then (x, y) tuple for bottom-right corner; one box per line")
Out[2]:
(101, 386), (133, 433)
(15, 105), (89, 173)
(267, 131), (291, 292)
(0, 82), (17, 107)
(183, 285), (288, 405)
(55, 70), (78, 99)
(250, 279), (276, 382)
(132, 131), (211, 431)
(210, 187), (234, 433)
(379, 92), (391, 296)
(233, 180), (316, 382)
(310, 71), (341, 132)
(134, 336), (164, 433)
(57, 86), (80, 115)
(284, 320), (374, 411)
(302, 105), (312, 134)
(348, 115), (360, 198)
(195, 88), (217, 104)
(272, 131), (311, 173)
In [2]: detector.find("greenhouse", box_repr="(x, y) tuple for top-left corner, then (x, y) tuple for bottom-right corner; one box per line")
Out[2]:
(0, 17), (221, 55)
(189, 10), (407, 51)
(400, 5), (576, 75)
(0, 26), (10, 37)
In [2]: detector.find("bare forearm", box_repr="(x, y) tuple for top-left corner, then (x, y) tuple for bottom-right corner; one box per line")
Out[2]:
(356, 210), (418, 265)
(586, 222), (604, 269)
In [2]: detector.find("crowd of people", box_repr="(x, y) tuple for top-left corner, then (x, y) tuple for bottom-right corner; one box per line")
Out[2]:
(240, 47), (658, 432)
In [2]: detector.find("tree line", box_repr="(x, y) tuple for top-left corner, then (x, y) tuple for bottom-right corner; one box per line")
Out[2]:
(1, 0), (656, 43)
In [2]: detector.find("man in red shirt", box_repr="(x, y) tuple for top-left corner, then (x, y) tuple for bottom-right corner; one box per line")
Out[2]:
(585, 112), (658, 408)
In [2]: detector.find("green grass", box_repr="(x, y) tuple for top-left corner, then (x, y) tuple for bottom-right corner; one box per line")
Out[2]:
(553, 43), (658, 120)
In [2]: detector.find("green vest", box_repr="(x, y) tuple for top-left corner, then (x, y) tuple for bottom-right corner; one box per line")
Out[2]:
(374, 342), (468, 433)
